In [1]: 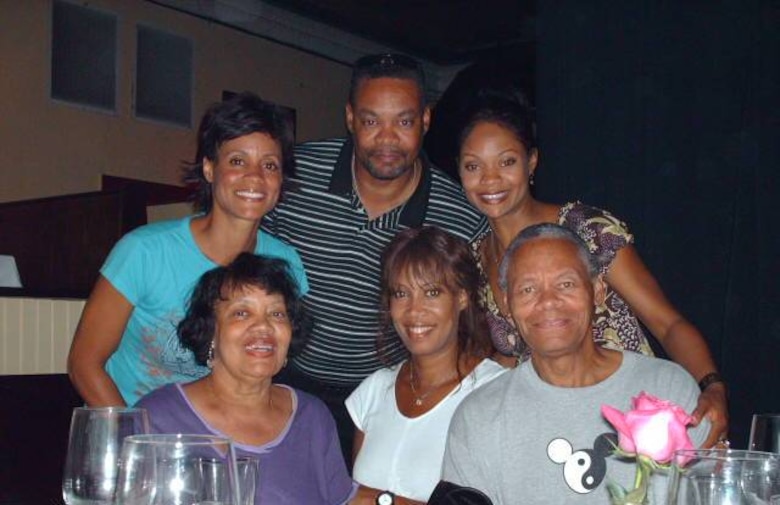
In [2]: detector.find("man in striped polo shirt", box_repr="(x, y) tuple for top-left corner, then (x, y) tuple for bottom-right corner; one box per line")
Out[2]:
(265, 53), (487, 458)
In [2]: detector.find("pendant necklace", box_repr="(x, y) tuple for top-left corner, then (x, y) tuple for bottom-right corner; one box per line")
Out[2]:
(408, 361), (457, 407)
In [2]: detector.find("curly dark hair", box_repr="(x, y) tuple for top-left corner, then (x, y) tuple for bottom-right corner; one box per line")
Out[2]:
(182, 92), (296, 213)
(178, 253), (311, 366)
(378, 226), (493, 371)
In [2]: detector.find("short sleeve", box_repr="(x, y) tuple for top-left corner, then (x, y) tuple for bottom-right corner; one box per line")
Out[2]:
(559, 201), (634, 274)
(100, 230), (152, 306)
(345, 372), (378, 432)
(304, 394), (358, 504)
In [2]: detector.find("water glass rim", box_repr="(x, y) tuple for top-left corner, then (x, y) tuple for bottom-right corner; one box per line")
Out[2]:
(752, 412), (780, 417)
(674, 448), (780, 461)
(123, 433), (232, 446)
(73, 406), (147, 414)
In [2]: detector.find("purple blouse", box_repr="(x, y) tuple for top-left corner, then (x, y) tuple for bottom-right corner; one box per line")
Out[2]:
(135, 383), (357, 505)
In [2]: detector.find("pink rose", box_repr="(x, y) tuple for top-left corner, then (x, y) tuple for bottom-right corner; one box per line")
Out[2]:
(601, 391), (695, 464)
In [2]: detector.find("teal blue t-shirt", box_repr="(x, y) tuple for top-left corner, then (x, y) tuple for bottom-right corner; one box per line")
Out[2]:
(101, 216), (308, 405)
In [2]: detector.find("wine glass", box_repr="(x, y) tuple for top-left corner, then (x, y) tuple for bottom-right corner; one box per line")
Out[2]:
(62, 406), (150, 505)
(115, 434), (240, 505)
(666, 449), (780, 504)
(750, 414), (780, 454)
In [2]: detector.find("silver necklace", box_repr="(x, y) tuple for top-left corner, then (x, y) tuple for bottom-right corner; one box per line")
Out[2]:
(408, 361), (456, 406)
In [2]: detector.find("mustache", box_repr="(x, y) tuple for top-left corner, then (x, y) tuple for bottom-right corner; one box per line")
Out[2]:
(368, 148), (405, 157)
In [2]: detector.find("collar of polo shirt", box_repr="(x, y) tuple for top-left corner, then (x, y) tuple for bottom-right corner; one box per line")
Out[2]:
(327, 137), (432, 227)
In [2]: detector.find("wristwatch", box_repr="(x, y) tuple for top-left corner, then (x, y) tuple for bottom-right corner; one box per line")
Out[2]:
(375, 490), (395, 505)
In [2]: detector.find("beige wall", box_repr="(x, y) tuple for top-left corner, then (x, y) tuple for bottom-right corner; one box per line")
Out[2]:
(0, 0), (351, 203)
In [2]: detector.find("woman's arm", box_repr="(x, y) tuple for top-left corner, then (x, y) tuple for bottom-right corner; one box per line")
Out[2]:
(349, 486), (426, 505)
(605, 245), (728, 447)
(67, 275), (133, 406)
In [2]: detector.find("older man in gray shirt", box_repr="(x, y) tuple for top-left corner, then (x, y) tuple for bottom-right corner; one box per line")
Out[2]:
(442, 223), (709, 505)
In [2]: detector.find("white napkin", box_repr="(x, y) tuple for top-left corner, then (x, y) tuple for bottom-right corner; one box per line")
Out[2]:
(0, 255), (22, 288)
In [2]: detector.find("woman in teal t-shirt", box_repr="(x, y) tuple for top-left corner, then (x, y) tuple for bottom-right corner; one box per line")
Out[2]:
(68, 92), (308, 406)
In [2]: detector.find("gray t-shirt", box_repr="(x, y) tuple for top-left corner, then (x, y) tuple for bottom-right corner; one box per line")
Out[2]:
(442, 352), (709, 505)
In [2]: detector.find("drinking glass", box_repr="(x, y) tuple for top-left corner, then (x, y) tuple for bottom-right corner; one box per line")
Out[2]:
(666, 449), (780, 504)
(62, 406), (150, 505)
(750, 414), (780, 454)
(201, 456), (259, 505)
(115, 434), (241, 505)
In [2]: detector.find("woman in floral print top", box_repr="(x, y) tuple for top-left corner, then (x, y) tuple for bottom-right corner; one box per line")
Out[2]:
(457, 94), (727, 448)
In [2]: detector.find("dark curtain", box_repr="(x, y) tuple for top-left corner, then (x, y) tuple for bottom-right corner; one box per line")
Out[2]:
(535, 0), (780, 446)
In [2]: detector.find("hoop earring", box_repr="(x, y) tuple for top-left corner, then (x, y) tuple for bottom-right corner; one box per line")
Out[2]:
(206, 340), (215, 369)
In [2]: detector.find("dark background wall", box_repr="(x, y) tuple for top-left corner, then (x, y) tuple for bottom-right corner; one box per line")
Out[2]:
(534, 0), (779, 446)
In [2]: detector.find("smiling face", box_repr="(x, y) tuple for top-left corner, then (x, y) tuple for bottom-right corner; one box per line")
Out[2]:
(203, 132), (283, 222)
(211, 285), (292, 381)
(504, 238), (605, 359)
(346, 77), (430, 180)
(389, 268), (467, 359)
(459, 121), (538, 221)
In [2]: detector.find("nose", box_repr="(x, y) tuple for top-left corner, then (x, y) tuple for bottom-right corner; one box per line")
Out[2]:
(376, 123), (400, 145)
(405, 293), (427, 316)
(537, 287), (561, 309)
(480, 164), (501, 184)
(249, 313), (271, 332)
(244, 162), (265, 179)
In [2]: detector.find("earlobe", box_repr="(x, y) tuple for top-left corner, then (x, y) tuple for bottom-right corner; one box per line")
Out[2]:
(203, 158), (214, 183)
(529, 148), (540, 177)
(593, 275), (607, 306)
(345, 104), (354, 134)
(503, 292), (517, 329)
(458, 290), (469, 310)
(422, 106), (431, 134)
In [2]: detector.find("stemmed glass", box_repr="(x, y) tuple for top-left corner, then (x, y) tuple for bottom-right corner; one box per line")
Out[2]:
(114, 434), (241, 505)
(750, 414), (780, 454)
(62, 406), (150, 505)
(666, 449), (780, 504)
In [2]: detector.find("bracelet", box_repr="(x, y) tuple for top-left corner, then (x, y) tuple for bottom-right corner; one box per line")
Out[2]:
(698, 372), (726, 392)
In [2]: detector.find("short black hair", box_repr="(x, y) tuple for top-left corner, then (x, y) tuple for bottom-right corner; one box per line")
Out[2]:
(349, 53), (427, 106)
(178, 253), (311, 366)
(182, 92), (296, 213)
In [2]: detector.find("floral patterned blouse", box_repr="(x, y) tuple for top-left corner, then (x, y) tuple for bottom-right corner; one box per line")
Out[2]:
(473, 201), (654, 360)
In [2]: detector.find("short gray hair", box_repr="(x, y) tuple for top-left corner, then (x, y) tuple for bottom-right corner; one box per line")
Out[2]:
(498, 223), (604, 291)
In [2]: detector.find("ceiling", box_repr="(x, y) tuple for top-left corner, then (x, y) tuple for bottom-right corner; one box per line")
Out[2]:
(262, 0), (537, 65)
(152, 0), (536, 96)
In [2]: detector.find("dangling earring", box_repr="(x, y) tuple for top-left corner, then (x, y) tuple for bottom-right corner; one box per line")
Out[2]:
(529, 172), (536, 186)
(206, 340), (215, 369)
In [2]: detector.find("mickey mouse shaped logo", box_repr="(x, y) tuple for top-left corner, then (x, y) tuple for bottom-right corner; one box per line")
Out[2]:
(547, 433), (617, 494)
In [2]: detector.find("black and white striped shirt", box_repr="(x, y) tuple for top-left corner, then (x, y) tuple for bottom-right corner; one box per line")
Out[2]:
(264, 138), (487, 386)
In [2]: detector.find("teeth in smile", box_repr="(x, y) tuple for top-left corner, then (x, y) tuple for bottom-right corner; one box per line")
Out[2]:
(236, 190), (264, 199)
(408, 326), (433, 335)
(481, 192), (507, 202)
(246, 343), (274, 352)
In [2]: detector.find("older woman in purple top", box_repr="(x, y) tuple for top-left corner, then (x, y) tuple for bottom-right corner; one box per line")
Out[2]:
(136, 253), (356, 504)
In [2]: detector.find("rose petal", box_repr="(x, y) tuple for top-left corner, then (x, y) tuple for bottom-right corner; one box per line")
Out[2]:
(602, 405), (637, 454)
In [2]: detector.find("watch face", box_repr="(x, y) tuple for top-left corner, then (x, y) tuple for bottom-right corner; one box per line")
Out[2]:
(376, 491), (394, 505)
